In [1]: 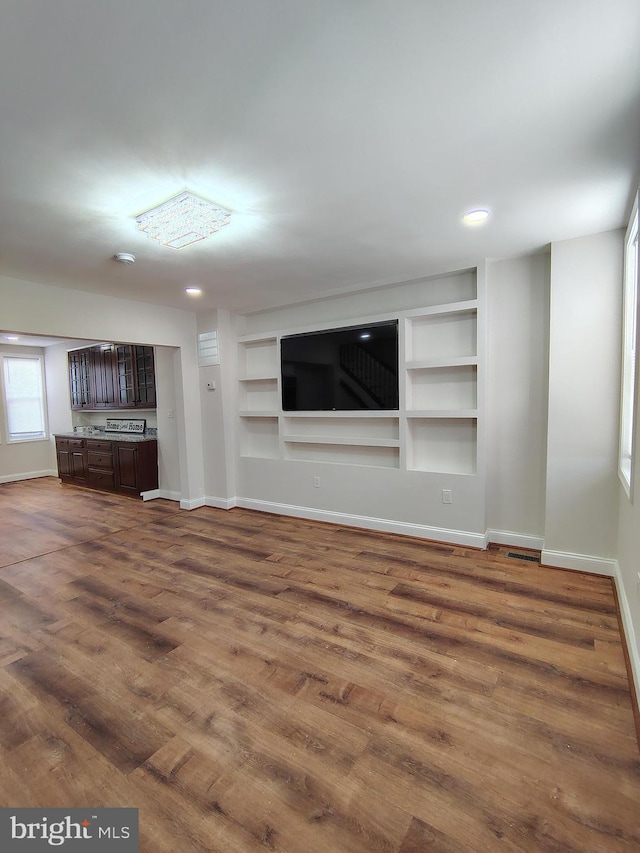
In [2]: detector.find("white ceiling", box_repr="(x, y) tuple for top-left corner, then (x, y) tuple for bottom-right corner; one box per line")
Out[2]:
(0, 0), (638, 313)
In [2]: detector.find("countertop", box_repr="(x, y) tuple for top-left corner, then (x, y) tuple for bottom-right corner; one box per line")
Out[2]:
(54, 432), (157, 443)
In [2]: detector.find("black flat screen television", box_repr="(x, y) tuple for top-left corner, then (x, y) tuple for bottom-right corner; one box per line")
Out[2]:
(281, 320), (399, 411)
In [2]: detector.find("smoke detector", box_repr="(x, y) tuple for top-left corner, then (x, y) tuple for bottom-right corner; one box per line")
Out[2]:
(114, 252), (136, 264)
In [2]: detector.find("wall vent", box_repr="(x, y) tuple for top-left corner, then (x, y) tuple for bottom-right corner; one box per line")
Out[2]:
(198, 330), (219, 366)
(506, 552), (539, 563)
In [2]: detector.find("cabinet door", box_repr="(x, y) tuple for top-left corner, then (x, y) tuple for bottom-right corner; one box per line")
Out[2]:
(115, 345), (137, 408)
(68, 351), (92, 409)
(91, 346), (117, 408)
(70, 449), (87, 481)
(115, 444), (139, 494)
(56, 441), (71, 476)
(135, 346), (156, 407)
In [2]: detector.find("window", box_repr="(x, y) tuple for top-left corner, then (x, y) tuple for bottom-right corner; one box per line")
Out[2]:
(619, 192), (639, 498)
(2, 355), (48, 442)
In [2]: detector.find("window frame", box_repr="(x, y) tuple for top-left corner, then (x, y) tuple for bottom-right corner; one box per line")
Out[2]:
(1, 353), (49, 444)
(618, 192), (639, 500)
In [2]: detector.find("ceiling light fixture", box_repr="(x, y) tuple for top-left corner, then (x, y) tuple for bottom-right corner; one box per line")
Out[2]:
(136, 191), (232, 250)
(6, 335), (19, 341)
(114, 252), (136, 264)
(185, 287), (202, 296)
(463, 208), (490, 224)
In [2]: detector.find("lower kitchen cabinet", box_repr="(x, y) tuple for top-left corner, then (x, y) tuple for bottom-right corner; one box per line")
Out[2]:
(55, 436), (158, 497)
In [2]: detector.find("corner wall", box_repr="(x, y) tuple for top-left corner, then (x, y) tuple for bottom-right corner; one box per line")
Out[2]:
(543, 230), (623, 573)
(485, 253), (550, 548)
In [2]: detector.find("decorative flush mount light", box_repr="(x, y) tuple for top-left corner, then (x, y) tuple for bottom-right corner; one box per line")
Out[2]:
(185, 287), (202, 296)
(136, 191), (232, 250)
(463, 208), (490, 224)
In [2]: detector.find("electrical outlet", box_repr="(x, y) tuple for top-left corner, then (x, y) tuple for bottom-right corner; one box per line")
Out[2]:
(313, 476), (320, 488)
(442, 489), (453, 504)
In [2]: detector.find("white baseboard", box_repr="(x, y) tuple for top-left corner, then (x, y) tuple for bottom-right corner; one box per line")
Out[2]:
(235, 498), (486, 548)
(613, 561), (640, 713)
(0, 470), (58, 484)
(143, 489), (182, 502)
(205, 496), (238, 510)
(179, 497), (206, 510)
(486, 529), (545, 551)
(540, 548), (616, 577)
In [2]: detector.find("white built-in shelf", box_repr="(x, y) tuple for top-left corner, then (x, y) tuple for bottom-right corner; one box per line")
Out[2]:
(237, 333), (278, 344)
(405, 356), (478, 370)
(405, 299), (477, 317)
(237, 282), (480, 474)
(282, 410), (399, 418)
(282, 434), (400, 448)
(406, 410), (478, 419)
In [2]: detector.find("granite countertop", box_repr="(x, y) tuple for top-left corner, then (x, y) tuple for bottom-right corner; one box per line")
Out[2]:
(54, 432), (157, 443)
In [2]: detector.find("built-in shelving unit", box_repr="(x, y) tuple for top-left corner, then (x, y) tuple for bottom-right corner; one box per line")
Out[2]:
(237, 282), (480, 475)
(403, 299), (478, 473)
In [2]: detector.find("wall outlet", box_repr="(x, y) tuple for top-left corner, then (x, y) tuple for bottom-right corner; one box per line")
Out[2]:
(313, 476), (320, 488)
(442, 489), (453, 504)
(167, 409), (175, 419)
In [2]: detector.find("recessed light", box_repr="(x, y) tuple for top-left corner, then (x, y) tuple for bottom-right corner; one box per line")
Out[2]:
(463, 208), (490, 224)
(359, 333), (371, 340)
(114, 252), (136, 264)
(136, 191), (232, 250)
(185, 287), (202, 296)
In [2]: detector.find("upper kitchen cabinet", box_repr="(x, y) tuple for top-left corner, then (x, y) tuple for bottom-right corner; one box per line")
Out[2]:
(114, 345), (156, 408)
(69, 344), (156, 410)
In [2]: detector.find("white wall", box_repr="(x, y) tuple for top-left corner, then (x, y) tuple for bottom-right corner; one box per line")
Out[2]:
(232, 270), (486, 542)
(0, 274), (204, 504)
(154, 346), (181, 498)
(616, 224), (640, 707)
(197, 309), (239, 506)
(543, 230), (623, 571)
(0, 345), (56, 481)
(486, 254), (550, 546)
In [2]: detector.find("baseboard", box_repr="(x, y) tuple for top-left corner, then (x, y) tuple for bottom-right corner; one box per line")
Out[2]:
(540, 548), (616, 577)
(486, 529), (545, 550)
(612, 561), (640, 721)
(205, 496), (238, 510)
(0, 470), (58, 484)
(179, 497), (206, 510)
(140, 489), (182, 502)
(235, 498), (486, 548)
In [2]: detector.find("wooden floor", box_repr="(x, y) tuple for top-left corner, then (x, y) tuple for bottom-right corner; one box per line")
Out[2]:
(0, 478), (638, 852)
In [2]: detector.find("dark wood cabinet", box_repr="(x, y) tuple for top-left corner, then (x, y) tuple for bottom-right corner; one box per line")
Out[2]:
(56, 437), (88, 485)
(55, 436), (157, 497)
(91, 346), (117, 408)
(68, 351), (92, 409)
(69, 344), (155, 411)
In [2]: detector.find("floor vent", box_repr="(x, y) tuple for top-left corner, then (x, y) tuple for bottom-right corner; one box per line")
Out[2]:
(507, 552), (540, 563)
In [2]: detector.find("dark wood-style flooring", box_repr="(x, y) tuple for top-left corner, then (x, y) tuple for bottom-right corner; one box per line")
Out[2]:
(0, 477), (638, 852)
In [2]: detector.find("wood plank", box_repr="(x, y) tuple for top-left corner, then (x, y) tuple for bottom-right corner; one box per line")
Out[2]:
(0, 479), (638, 853)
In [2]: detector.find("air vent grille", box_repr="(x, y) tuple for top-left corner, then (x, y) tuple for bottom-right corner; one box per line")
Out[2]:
(507, 552), (539, 563)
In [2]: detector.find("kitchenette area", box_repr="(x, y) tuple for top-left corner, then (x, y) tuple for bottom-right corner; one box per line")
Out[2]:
(54, 343), (159, 498)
